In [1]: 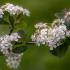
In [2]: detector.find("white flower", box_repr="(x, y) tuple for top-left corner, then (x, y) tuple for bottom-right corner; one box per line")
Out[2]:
(34, 22), (47, 29)
(6, 52), (23, 69)
(31, 26), (48, 46)
(1, 3), (30, 16)
(66, 31), (70, 37)
(60, 19), (65, 24)
(1, 3), (17, 15)
(40, 28), (48, 35)
(64, 11), (70, 19)
(23, 8), (30, 16)
(10, 33), (21, 41)
(31, 21), (69, 50)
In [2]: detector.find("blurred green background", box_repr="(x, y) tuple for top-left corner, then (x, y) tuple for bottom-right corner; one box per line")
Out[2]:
(0, 0), (70, 70)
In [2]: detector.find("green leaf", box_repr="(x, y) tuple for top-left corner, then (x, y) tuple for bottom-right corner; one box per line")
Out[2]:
(3, 11), (10, 23)
(50, 37), (70, 57)
(12, 45), (28, 53)
(9, 15), (15, 34)
(9, 15), (15, 28)
(15, 13), (23, 24)
(18, 30), (25, 38)
(64, 22), (70, 30)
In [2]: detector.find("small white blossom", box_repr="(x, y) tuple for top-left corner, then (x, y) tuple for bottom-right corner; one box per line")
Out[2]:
(31, 25), (48, 46)
(23, 8), (30, 16)
(6, 52), (23, 69)
(66, 31), (70, 37)
(1, 3), (18, 15)
(34, 22), (47, 29)
(64, 11), (70, 19)
(10, 33), (21, 42)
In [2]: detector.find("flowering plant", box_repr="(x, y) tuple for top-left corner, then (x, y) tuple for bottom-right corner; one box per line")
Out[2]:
(31, 9), (70, 56)
(0, 2), (70, 69)
(0, 3), (30, 69)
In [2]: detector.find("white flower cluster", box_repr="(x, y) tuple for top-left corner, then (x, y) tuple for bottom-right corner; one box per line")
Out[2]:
(31, 22), (48, 46)
(0, 3), (30, 18)
(0, 32), (23, 68)
(64, 11), (70, 21)
(31, 20), (70, 50)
